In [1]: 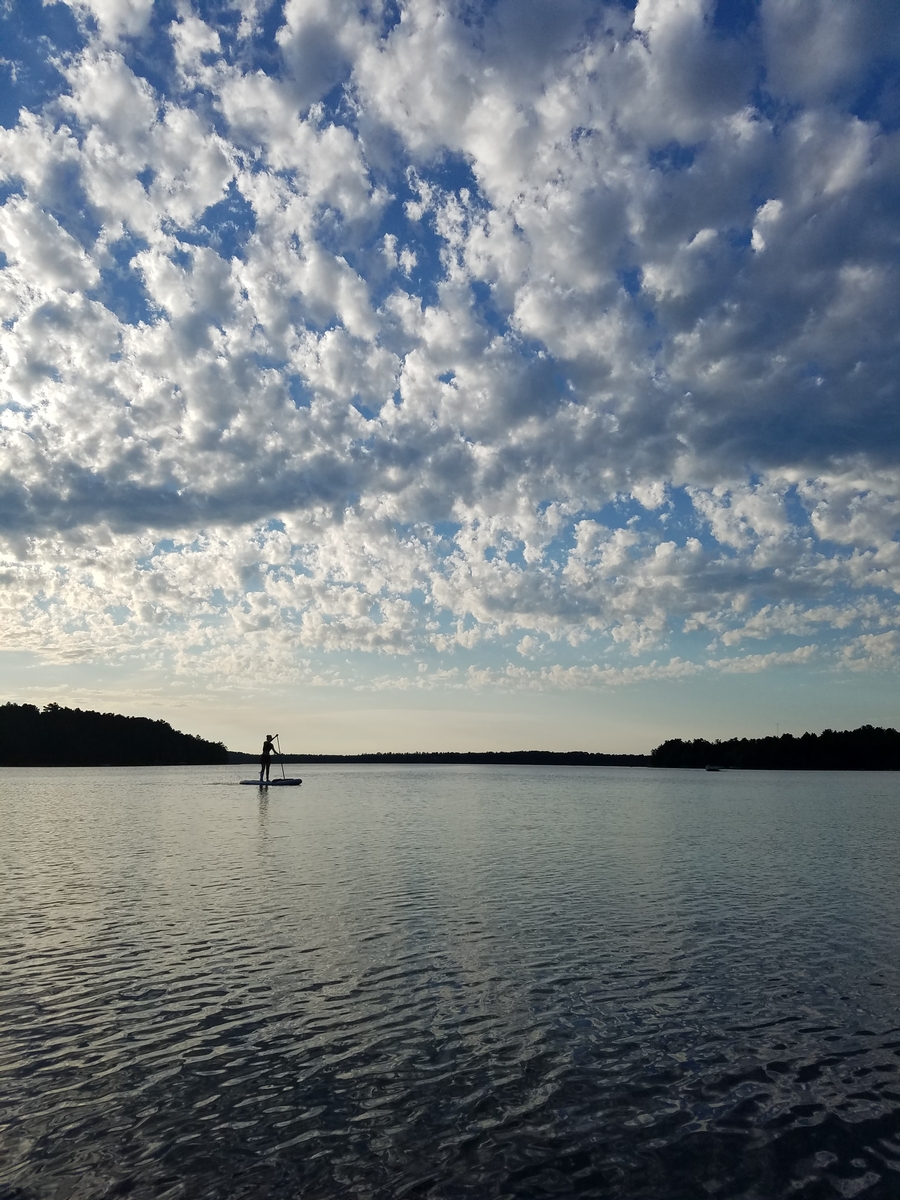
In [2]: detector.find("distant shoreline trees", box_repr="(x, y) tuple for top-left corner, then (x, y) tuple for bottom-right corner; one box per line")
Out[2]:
(2, 704), (896, 770)
(0, 703), (228, 767)
(651, 726), (900, 770)
(225, 749), (650, 766)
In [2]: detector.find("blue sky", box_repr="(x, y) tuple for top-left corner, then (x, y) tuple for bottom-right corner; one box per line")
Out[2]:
(0, 0), (898, 752)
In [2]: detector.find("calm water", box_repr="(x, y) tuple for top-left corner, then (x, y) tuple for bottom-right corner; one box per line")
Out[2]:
(1, 766), (899, 1199)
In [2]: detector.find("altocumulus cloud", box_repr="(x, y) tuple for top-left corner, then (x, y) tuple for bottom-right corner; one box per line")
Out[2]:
(0, 0), (898, 694)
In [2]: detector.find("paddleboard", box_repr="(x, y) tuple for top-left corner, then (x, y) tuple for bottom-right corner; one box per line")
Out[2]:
(240, 778), (302, 786)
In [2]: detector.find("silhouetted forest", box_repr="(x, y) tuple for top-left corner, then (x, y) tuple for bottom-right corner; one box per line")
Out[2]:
(651, 726), (900, 770)
(226, 750), (650, 766)
(0, 703), (228, 767)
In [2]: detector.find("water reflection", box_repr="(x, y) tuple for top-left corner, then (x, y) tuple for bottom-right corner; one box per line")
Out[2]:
(257, 788), (269, 840)
(1, 765), (899, 1198)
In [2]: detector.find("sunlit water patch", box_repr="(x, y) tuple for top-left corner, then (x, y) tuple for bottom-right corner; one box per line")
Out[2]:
(1, 765), (899, 1198)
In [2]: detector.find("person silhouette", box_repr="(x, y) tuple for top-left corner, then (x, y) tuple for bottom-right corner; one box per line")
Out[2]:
(260, 734), (277, 783)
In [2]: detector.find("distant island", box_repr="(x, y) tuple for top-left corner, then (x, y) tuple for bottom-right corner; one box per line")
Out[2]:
(652, 726), (900, 770)
(235, 727), (900, 770)
(226, 750), (650, 766)
(0, 703), (228, 767)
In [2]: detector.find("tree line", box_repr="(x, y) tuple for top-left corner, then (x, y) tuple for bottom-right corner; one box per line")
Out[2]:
(226, 750), (650, 765)
(651, 726), (900, 770)
(0, 703), (228, 767)
(3, 703), (896, 770)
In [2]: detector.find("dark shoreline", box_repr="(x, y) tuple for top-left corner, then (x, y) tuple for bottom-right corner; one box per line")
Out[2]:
(652, 726), (900, 771)
(226, 750), (651, 766)
(2, 703), (897, 770)
(0, 702), (227, 767)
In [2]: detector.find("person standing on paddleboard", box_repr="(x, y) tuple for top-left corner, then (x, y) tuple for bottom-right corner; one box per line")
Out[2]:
(260, 734), (277, 783)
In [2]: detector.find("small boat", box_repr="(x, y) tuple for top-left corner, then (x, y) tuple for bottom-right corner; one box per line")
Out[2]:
(705, 765), (720, 772)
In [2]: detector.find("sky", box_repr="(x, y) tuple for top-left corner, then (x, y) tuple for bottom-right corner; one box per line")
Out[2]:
(0, 0), (899, 754)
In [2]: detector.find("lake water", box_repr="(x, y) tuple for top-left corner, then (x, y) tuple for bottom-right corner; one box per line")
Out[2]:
(1, 765), (899, 1199)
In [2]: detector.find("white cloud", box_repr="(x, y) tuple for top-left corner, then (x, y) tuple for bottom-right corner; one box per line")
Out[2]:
(711, 645), (818, 673)
(841, 631), (900, 672)
(0, 197), (100, 293)
(67, 0), (155, 43)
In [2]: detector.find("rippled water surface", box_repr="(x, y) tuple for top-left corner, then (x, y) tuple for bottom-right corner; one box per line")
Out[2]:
(2, 765), (900, 1199)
